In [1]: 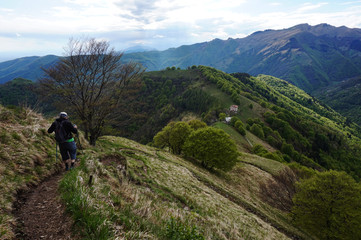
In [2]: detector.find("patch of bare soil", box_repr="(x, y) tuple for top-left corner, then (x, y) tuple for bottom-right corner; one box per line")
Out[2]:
(13, 173), (76, 240)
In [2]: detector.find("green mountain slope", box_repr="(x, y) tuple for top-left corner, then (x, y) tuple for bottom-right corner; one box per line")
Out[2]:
(122, 23), (361, 92)
(2, 63), (360, 239)
(0, 55), (58, 84)
(0, 78), (38, 107)
(314, 76), (361, 126)
(126, 67), (361, 178)
(2, 65), (361, 179)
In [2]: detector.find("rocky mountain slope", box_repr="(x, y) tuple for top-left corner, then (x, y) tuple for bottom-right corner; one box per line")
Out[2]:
(2, 23), (361, 93)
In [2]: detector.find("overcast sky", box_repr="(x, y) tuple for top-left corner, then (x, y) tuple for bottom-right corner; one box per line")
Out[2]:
(1, 0), (361, 61)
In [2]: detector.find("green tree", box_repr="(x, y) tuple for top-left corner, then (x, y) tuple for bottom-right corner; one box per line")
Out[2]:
(187, 119), (207, 131)
(234, 120), (244, 129)
(154, 122), (175, 149)
(184, 127), (238, 171)
(250, 124), (265, 139)
(219, 113), (226, 121)
(230, 116), (240, 126)
(39, 38), (144, 145)
(154, 121), (192, 154)
(292, 170), (361, 240)
(237, 125), (246, 136)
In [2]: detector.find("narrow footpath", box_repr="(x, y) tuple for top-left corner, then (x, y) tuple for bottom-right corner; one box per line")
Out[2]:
(13, 173), (76, 240)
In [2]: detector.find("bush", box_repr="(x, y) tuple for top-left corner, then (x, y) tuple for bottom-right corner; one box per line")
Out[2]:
(218, 113), (226, 121)
(184, 127), (239, 171)
(237, 126), (246, 136)
(234, 120), (244, 129)
(230, 116), (240, 126)
(250, 124), (265, 139)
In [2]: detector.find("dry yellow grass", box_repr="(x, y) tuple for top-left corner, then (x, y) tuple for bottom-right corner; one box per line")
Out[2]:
(0, 106), (62, 239)
(75, 136), (313, 239)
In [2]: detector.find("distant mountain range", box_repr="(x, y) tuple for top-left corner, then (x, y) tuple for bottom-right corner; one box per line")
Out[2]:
(0, 55), (58, 84)
(1, 23), (361, 93)
(122, 23), (361, 92)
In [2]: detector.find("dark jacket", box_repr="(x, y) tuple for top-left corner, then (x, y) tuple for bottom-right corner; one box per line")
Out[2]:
(48, 118), (78, 141)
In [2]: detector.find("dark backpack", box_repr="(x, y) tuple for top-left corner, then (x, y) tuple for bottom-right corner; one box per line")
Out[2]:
(55, 121), (68, 143)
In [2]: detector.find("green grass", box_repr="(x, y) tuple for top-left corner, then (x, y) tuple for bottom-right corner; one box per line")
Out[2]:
(202, 84), (234, 108)
(212, 122), (250, 152)
(59, 159), (114, 240)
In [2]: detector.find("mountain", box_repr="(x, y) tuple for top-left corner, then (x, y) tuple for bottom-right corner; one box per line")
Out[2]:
(122, 23), (361, 92)
(124, 45), (158, 53)
(2, 23), (361, 93)
(0, 55), (58, 84)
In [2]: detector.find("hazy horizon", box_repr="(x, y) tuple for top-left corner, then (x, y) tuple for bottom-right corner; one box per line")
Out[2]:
(1, 0), (361, 62)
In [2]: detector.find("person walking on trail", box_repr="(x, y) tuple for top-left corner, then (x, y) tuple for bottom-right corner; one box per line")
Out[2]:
(48, 112), (78, 171)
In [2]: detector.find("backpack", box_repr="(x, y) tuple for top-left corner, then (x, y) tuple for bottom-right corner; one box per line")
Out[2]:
(55, 120), (68, 143)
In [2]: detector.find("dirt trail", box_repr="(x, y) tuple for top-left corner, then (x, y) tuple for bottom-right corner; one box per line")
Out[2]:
(13, 172), (76, 240)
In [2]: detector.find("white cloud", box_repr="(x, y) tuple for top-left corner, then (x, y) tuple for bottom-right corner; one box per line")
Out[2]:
(296, 2), (329, 12)
(270, 2), (282, 6)
(0, 8), (13, 12)
(1, 0), (361, 59)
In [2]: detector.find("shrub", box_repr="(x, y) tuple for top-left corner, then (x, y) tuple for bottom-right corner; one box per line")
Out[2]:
(230, 116), (240, 126)
(218, 113), (226, 121)
(237, 126), (246, 136)
(234, 120), (244, 129)
(184, 127), (238, 171)
(250, 124), (265, 139)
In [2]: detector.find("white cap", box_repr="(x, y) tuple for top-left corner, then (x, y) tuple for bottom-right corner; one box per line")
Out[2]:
(59, 112), (68, 118)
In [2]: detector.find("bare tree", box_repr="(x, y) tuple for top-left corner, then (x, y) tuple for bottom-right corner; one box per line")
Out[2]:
(39, 38), (144, 145)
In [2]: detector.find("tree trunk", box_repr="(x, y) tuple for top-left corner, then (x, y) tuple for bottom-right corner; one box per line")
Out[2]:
(89, 135), (96, 146)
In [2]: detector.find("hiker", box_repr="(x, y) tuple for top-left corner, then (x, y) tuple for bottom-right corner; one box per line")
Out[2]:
(48, 112), (78, 171)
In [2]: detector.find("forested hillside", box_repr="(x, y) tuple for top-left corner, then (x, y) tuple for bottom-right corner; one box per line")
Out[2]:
(2, 65), (361, 180)
(2, 64), (361, 239)
(315, 76), (361, 126)
(97, 66), (361, 181)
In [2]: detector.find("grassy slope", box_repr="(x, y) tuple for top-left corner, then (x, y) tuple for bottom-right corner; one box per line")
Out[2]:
(0, 105), (61, 239)
(59, 136), (313, 240)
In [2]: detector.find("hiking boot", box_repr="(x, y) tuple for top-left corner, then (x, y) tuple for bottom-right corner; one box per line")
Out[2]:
(65, 163), (69, 171)
(70, 162), (75, 169)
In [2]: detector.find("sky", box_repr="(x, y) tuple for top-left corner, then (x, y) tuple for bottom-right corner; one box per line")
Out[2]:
(1, 0), (361, 61)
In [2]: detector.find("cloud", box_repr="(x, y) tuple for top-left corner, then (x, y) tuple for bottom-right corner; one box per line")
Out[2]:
(2, 0), (361, 60)
(0, 8), (13, 13)
(296, 2), (329, 12)
(269, 2), (282, 6)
